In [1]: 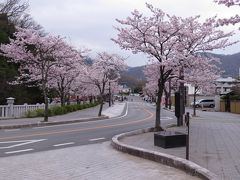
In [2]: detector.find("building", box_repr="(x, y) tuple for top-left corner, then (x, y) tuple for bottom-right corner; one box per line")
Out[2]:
(215, 77), (239, 95)
(119, 84), (131, 94)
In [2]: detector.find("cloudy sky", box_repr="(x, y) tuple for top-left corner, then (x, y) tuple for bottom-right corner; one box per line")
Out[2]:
(28, 0), (239, 67)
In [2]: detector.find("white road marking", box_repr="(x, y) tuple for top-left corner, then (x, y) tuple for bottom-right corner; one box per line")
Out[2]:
(89, 137), (105, 142)
(5, 148), (34, 154)
(160, 117), (173, 120)
(53, 142), (75, 147)
(33, 126), (47, 129)
(0, 139), (46, 149)
(4, 129), (21, 132)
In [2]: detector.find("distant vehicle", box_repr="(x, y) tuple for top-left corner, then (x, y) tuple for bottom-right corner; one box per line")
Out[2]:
(191, 99), (215, 108)
(130, 93), (140, 96)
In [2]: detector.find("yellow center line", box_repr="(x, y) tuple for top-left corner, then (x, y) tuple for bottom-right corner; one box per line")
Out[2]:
(0, 108), (154, 141)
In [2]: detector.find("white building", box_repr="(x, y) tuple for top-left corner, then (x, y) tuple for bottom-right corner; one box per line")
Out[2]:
(215, 77), (239, 95)
(185, 84), (200, 95)
(185, 77), (239, 96)
(119, 84), (131, 94)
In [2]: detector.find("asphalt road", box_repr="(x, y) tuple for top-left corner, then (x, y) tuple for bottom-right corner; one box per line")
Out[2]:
(0, 98), (176, 157)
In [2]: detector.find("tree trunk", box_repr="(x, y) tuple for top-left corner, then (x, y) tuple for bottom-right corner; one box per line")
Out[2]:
(155, 81), (164, 131)
(42, 84), (48, 122)
(89, 96), (93, 104)
(112, 96), (114, 105)
(66, 94), (70, 105)
(60, 93), (65, 107)
(77, 96), (80, 104)
(193, 87), (197, 116)
(98, 95), (104, 116)
(108, 81), (111, 107)
(98, 83), (106, 117)
(164, 88), (168, 108)
(168, 79), (172, 109)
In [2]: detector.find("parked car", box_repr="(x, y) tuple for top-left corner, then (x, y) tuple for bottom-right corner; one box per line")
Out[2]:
(191, 99), (215, 108)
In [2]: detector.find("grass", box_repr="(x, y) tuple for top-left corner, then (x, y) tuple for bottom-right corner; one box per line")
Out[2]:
(26, 102), (99, 118)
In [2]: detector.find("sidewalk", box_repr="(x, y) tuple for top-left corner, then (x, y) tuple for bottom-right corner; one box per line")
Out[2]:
(2, 101), (237, 179)
(120, 110), (240, 180)
(0, 101), (202, 180)
(0, 102), (126, 129)
(0, 142), (199, 180)
(101, 102), (126, 118)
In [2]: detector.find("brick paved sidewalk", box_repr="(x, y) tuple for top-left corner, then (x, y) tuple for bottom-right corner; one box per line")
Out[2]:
(0, 142), (199, 180)
(122, 110), (240, 180)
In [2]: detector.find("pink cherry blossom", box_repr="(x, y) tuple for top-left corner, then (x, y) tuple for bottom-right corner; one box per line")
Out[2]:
(214, 0), (240, 27)
(77, 52), (126, 116)
(0, 27), (83, 121)
(113, 3), (234, 129)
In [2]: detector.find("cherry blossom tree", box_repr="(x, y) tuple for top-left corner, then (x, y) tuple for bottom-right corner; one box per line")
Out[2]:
(113, 4), (185, 130)
(143, 63), (159, 102)
(214, 0), (240, 27)
(0, 28), (81, 121)
(73, 72), (99, 104)
(142, 82), (157, 102)
(143, 62), (178, 107)
(175, 15), (235, 119)
(79, 52), (126, 116)
(49, 50), (87, 107)
(113, 3), (234, 129)
(184, 56), (221, 116)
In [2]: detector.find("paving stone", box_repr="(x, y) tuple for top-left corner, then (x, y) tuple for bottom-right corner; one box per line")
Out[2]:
(0, 142), (199, 180)
(122, 110), (240, 180)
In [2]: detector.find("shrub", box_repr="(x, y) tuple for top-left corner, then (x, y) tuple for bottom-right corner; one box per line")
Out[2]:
(230, 95), (240, 100)
(26, 102), (99, 118)
(221, 94), (240, 100)
(26, 108), (45, 118)
(50, 106), (64, 115)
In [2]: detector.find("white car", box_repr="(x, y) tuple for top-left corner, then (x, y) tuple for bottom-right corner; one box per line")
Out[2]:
(191, 99), (215, 108)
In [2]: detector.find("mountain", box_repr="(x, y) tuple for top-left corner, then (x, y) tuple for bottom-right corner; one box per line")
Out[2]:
(211, 52), (240, 77)
(125, 66), (146, 81)
(119, 66), (146, 90)
(122, 52), (240, 88)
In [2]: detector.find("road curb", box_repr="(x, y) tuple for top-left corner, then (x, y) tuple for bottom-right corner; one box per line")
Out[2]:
(0, 116), (108, 130)
(111, 127), (218, 180)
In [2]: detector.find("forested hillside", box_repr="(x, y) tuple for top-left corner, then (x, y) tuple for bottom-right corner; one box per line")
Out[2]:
(121, 52), (240, 89)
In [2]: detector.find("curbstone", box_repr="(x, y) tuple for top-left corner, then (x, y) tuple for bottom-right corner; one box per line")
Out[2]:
(111, 127), (218, 180)
(0, 116), (108, 130)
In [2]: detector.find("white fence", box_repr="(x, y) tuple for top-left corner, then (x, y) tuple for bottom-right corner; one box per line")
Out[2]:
(0, 103), (59, 119)
(0, 97), (92, 119)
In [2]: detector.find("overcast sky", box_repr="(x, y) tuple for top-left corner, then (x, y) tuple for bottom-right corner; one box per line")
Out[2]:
(28, 0), (239, 67)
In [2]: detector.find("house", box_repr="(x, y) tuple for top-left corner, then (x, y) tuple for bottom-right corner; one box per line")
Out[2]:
(119, 84), (131, 94)
(215, 77), (239, 95)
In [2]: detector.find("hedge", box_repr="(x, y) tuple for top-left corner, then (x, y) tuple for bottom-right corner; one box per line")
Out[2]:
(26, 102), (99, 118)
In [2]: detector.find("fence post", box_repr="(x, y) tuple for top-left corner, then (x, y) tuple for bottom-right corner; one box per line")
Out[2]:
(6, 97), (15, 118)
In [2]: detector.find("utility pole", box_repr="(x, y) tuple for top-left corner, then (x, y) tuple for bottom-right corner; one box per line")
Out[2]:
(175, 67), (185, 126)
(178, 67), (185, 126)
